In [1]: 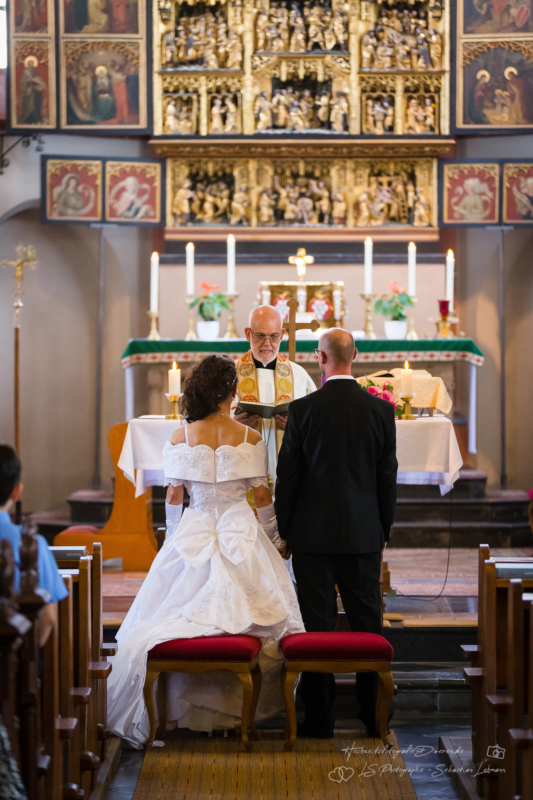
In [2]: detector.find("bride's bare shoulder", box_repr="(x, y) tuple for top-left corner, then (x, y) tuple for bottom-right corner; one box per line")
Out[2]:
(171, 425), (187, 446)
(245, 426), (263, 445)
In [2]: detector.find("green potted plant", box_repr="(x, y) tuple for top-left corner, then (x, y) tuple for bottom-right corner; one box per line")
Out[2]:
(191, 282), (231, 340)
(374, 280), (413, 340)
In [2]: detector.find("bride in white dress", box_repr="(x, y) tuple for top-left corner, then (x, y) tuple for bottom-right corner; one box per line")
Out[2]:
(107, 355), (305, 748)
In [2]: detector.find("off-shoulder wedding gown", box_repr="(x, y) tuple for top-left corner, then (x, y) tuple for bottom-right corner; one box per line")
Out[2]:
(107, 428), (304, 748)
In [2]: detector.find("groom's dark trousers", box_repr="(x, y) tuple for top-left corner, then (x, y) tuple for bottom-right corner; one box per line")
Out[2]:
(275, 378), (398, 731)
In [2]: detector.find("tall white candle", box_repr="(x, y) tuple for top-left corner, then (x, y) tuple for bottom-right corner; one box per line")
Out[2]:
(407, 242), (416, 297)
(186, 242), (195, 297)
(150, 252), (159, 313)
(364, 237), (373, 295)
(401, 360), (413, 396)
(168, 361), (181, 396)
(446, 249), (455, 310)
(227, 235), (236, 295)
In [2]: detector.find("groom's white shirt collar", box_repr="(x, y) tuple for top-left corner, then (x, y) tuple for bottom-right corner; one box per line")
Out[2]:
(325, 375), (355, 382)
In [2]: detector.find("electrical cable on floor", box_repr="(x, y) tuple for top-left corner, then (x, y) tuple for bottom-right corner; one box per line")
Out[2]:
(390, 485), (454, 604)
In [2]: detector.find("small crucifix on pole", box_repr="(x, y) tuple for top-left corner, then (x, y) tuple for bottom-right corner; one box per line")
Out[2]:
(286, 297), (320, 364)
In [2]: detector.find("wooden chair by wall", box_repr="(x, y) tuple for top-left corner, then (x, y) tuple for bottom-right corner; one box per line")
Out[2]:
(54, 423), (158, 570)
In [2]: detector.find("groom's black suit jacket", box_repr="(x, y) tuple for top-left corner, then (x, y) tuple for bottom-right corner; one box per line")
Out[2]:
(275, 378), (398, 554)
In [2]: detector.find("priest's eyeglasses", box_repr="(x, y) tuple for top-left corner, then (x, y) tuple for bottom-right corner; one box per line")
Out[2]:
(250, 332), (282, 343)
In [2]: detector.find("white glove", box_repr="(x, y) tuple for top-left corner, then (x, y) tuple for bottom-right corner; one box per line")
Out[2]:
(165, 502), (183, 539)
(256, 503), (286, 549)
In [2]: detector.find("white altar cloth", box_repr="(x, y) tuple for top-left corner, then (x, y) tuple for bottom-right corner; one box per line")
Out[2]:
(396, 417), (463, 495)
(119, 415), (463, 497)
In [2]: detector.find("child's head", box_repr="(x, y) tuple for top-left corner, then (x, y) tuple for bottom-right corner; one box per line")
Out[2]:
(0, 445), (22, 511)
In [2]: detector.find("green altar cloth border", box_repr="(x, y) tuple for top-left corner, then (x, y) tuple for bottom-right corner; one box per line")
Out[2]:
(121, 338), (484, 368)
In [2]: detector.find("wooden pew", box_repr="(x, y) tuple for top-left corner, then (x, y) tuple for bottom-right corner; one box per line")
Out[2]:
(58, 573), (84, 798)
(476, 561), (533, 799)
(509, 591), (533, 800)
(462, 545), (533, 768)
(0, 539), (31, 771)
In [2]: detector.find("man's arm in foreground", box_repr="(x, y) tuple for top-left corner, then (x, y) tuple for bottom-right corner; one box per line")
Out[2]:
(376, 405), (398, 543)
(274, 405), (304, 542)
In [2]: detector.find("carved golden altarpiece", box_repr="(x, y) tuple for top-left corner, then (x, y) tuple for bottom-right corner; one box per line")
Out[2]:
(152, 0), (453, 240)
(258, 280), (345, 329)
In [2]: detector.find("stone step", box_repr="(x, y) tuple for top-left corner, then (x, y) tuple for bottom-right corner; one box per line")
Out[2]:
(394, 492), (529, 524)
(390, 519), (532, 548)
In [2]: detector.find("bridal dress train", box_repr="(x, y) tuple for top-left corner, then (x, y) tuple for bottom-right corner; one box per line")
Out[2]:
(107, 428), (305, 748)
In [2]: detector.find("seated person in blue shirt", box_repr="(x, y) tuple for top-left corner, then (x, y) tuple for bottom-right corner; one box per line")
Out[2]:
(0, 445), (68, 645)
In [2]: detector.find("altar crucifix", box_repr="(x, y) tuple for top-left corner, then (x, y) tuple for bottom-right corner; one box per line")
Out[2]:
(286, 298), (320, 363)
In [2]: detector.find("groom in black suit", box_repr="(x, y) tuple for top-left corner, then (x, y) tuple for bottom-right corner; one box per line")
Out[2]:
(275, 328), (398, 737)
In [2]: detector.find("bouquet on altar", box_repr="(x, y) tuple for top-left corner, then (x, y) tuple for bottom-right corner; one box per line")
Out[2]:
(360, 378), (404, 418)
(374, 280), (413, 321)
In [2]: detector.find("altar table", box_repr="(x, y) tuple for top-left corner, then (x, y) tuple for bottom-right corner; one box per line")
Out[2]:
(121, 338), (483, 454)
(119, 416), (462, 498)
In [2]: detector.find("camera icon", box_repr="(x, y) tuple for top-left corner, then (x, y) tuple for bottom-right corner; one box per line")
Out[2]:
(487, 745), (505, 760)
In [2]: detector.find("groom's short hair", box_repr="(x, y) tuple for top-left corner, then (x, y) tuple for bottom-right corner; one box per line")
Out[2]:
(320, 328), (355, 365)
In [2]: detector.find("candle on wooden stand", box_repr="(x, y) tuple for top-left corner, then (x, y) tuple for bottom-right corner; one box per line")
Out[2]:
(227, 235), (236, 294)
(168, 361), (181, 396)
(364, 237), (373, 294)
(401, 360), (413, 396)
(150, 252), (159, 313)
(407, 242), (416, 297)
(446, 249), (455, 311)
(186, 242), (195, 296)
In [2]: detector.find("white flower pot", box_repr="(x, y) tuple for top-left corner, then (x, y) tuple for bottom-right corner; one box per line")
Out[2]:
(384, 320), (408, 340)
(197, 320), (220, 340)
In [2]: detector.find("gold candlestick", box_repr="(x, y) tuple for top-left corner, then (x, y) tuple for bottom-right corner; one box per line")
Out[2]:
(165, 394), (183, 420)
(360, 293), (376, 340)
(400, 395), (417, 420)
(433, 312), (460, 339)
(147, 310), (161, 341)
(223, 292), (240, 339)
(405, 297), (418, 341)
(185, 296), (197, 341)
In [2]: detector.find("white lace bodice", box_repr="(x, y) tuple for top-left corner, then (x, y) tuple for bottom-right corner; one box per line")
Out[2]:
(163, 426), (269, 519)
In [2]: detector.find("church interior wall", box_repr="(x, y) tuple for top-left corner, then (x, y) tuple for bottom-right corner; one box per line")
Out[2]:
(0, 204), (151, 513)
(455, 135), (533, 491)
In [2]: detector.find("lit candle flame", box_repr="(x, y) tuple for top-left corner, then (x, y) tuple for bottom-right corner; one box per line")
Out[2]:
(172, 361), (177, 370)
(404, 360), (410, 369)
(151, 251), (158, 258)
(447, 249), (454, 258)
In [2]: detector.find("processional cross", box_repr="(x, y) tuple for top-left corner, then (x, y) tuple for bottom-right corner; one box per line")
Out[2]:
(286, 298), (320, 364)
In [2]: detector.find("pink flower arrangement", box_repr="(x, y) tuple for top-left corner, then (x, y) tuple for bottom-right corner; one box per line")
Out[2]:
(200, 280), (220, 297)
(361, 379), (402, 416)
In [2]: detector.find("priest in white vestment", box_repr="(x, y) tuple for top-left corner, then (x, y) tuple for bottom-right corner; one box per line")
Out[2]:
(233, 305), (316, 484)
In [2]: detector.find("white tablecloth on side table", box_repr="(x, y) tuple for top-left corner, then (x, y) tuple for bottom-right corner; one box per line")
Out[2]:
(118, 417), (185, 497)
(119, 415), (463, 497)
(396, 417), (463, 495)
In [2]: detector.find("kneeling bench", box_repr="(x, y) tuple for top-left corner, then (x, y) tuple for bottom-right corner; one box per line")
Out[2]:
(280, 631), (394, 750)
(143, 634), (263, 750)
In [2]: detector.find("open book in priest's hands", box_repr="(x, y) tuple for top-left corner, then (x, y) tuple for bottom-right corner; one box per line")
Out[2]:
(235, 400), (292, 419)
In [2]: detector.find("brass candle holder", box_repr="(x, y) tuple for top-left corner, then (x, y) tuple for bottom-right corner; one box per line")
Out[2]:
(405, 297), (418, 341)
(431, 300), (459, 339)
(223, 292), (240, 339)
(400, 394), (417, 420)
(165, 393), (183, 420)
(185, 296), (197, 341)
(147, 310), (161, 341)
(360, 293), (377, 340)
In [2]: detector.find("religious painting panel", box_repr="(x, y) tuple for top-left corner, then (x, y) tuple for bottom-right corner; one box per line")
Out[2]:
(166, 156), (438, 233)
(10, 39), (56, 128)
(459, 0), (533, 36)
(258, 281), (345, 331)
(42, 157), (103, 223)
(502, 161), (533, 223)
(440, 160), (500, 226)
(10, 0), (53, 35)
(60, 0), (142, 35)
(104, 159), (163, 224)
(455, 41), (533, 130)
(60, 39), (147, 129)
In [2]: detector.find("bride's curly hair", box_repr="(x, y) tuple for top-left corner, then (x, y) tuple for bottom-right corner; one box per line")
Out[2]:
(180, 354), (238, 422)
